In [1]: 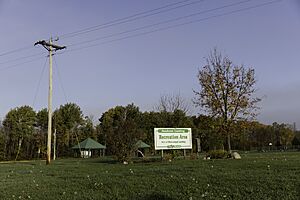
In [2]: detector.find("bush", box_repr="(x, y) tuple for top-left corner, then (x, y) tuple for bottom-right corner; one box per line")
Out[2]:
(162, 153), (173, 162)
(189, 153), (198, 160)
(171, 150), (182, 158)
(207, 150), (228, 159)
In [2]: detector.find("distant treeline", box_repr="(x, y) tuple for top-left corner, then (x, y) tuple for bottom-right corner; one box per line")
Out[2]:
(0, 103), (299, 160)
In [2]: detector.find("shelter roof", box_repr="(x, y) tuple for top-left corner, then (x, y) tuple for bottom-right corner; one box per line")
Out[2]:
(72, 138), (106, 150)
(136, 140), (150, 148)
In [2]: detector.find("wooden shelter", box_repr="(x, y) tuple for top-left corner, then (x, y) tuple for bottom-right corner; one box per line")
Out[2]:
(72, 138), (106, 158)
(136, 140), (150, 157)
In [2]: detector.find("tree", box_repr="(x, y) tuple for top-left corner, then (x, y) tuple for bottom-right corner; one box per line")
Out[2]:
(0, 123), (6, 160)
(53, 103), (83, 156)
(76, 116), (97, 141)
(247, 122), (268, 149)
(194, 49), (261, 152)
(279, 127), (294, 149)
(140, 110), (194, 152)
(99, 104), (144, 162)
(36, 108), (48, 158)
(192, 115), (223, 151)
(2, 106), (36, 160)
(154, 93), (190, 114)
(272, 123), (295, 149)
(292, 131), (300, 146)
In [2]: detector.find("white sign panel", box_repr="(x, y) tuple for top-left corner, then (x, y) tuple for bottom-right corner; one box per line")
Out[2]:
(154, 128), (192, 150)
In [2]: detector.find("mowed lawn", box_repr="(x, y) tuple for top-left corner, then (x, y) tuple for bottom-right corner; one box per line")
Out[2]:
(0, 152), (299, 200)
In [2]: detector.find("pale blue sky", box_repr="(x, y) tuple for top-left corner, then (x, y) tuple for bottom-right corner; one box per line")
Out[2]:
(0, 0), (299, 128)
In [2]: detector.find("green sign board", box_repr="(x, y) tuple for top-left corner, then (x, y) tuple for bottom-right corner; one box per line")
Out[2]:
(154, 128), (192, 150)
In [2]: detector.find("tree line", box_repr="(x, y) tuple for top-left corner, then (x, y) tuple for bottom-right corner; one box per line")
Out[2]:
(0, 102), (298, 161)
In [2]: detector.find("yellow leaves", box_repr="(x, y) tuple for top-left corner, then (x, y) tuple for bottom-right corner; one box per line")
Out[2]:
(194, 49), (261, 133)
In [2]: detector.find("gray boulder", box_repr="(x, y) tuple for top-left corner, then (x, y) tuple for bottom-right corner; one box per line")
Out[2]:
(232, 152), (241, 159)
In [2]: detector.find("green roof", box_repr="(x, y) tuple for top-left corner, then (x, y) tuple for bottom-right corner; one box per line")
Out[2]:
(136, 140), (150, 148)
(72, 138), (106, 150)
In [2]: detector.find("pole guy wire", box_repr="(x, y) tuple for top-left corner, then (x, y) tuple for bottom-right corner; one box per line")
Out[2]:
(53, 56), (69, 103)
(32, 57), (48, 107)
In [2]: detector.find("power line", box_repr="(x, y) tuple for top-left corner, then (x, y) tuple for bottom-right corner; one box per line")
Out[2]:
(0, 0), (280, 66)
(32, 57), (48, 107)
(0, 40), (65, 65)
(0, 45), (34, 57)
(0, 56), (46, 72)
(0, 0), (198, 58)
(60, 0), (281, 55)
(0, 43), (62, 70)
(0, 52), (46, 65)
(53, 57), (68, 103)
(59, 0), (203, 39)
(68, 0), (254, 48)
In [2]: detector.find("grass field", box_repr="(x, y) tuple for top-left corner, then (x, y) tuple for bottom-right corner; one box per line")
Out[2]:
(0, 152), (299, 200)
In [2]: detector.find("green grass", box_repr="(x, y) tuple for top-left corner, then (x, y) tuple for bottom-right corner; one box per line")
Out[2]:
(0, 152), (299, 200)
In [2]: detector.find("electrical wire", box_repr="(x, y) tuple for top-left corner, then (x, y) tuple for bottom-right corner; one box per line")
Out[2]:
(53, 57), (69, 103)
(67, 0), (254, 48)
(0, 45), (35, 57)
(0, 52), (46, 65)
(0, 0), (281, 69)
(32, 57), (48, 107)
(59, 0), (203, 39)
(60, 0), (281, 55)
(0, 0), (199, 59)
(0, 56), (46, 72)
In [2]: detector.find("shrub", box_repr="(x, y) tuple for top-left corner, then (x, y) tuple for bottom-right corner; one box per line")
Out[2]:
(162, 153), (173, 162)
(207, 150), (228, 159)
(171, 150), (182, 158)
(189, 153), (198, 160)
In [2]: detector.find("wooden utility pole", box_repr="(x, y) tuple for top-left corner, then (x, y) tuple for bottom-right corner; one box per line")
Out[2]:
(53, 128), (56, 160)
(47, 39), (53, 164)
(34, 39), (65, 165)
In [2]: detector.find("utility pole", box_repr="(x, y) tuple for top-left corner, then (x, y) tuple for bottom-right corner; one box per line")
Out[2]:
(34, 38), (65, 165)
(53, 128), (56, 160)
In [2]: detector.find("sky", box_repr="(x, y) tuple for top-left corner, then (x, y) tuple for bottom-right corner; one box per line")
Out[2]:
(0, 0), (299, 128)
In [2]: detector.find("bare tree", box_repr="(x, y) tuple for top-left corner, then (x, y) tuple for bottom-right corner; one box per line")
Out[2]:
(194, 49), (261, 152)
(155, 93), (190, 114)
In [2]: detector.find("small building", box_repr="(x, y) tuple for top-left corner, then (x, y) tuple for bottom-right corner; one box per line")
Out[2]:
(72, 137), (106, 158)
(136, 140), (150, 148)
(136, 140), (150, 157)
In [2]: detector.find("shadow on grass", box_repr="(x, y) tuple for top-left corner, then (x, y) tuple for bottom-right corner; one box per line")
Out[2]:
(132, 157), (162, 164)
(135, 193), (175, 200)
(85, 156), (163, 165)
(88, 158), (119, 164)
